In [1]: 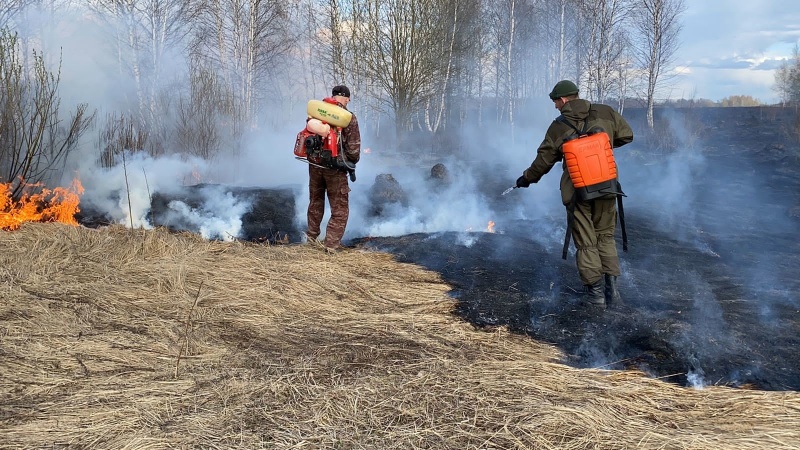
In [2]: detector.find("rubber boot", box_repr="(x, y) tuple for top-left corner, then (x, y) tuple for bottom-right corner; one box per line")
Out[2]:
(583, 278), (606, 307)
(604, 274), (622, 306)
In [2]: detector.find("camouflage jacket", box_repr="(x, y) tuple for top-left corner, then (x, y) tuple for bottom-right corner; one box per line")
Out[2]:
(337, 101), (361, 164)
(522, 99), (634, 204)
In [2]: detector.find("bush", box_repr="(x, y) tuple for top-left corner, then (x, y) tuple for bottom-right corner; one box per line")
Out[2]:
(0, 28), (94, 199)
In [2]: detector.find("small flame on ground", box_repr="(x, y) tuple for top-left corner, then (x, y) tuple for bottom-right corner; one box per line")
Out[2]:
(0, 178), (84, 230)
(191, 167), (203, 184)
(363, 147), (372, 154)
(465, 221), (497, 233)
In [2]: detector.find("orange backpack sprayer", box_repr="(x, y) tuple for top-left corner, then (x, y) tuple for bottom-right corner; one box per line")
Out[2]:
(562, 127), (618, 200)
(293, 97), (356, 181)
(559, 115), (628, 259)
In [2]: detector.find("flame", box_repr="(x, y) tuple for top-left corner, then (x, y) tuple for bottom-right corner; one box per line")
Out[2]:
(487, 221), (496, 233)
(0, 178), (84, 231)
(363, 147), (372, 154)
(191, 166), (203, 184)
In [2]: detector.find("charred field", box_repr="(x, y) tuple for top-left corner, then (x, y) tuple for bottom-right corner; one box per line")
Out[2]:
(353, 106), (800, 391)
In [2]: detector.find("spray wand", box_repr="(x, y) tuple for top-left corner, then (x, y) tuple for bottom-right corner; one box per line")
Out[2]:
(501, 186), (518, 196)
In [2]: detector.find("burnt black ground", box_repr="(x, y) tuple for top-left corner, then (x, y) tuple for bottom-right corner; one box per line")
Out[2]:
(353, 107), (800, 391)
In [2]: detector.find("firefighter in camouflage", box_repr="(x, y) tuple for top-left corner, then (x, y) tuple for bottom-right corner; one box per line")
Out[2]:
(515, 80), (634, 307)
(306, 85), (361, 253)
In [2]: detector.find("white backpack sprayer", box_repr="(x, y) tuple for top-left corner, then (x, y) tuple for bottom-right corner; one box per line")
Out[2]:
(293, 97), (356, 181)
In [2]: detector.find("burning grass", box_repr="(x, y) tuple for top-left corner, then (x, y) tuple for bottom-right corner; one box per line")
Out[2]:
(1, 224), (799, 448)
(0, 179), (83, 230)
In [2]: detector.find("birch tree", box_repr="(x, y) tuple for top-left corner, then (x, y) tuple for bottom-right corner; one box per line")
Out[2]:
(774, 47), (798, 106)
(360, 0), (454, 136)
(579, 0), (631, 103)
(773, 45), (800, 105)
(505, 0), (516, 129)
(88, 0), (196, 156)
(631, 0), (685, 128)
(193, 0), (294, 132)
(551, 0), (570, 81)
(483, 0), (516, 123)
(304, 0), (356, 89)
(325, 0), (346, 83)
(422, 0), (480, 133)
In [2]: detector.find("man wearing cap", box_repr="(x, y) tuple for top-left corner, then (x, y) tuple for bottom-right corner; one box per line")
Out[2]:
(514, 80), (633, 307)
(306, 84), (361, 253)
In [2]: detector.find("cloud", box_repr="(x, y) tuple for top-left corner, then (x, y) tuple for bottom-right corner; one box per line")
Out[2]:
(689, 57), (753, 70)
(753, 59), (789, 71)
(682, 3), (800, 56)
(686, 55), (788, 71)
(676, 1), (800, 101)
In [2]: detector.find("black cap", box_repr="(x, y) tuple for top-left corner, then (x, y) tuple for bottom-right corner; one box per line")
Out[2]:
(332, 85), (350, 98)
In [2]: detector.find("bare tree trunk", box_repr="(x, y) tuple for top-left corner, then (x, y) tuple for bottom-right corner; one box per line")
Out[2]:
(359, 0), (457, 138)
(506, 0), (515, 143)
(327, 0), (346, 83)
(580, 0), (630, 103)
(425, 0), (459, 133)
(632, 0), (685, 128)
(557, 0), (566, 80)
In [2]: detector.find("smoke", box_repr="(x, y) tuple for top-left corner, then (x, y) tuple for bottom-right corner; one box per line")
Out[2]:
(620, 109), (707, 238)
(331, 112), (571, 249)
(7, 3), (574, 246)
(76, 152), (208, 227)
(346, 155), (496, 237)
(161, 185), (251, 242)
(11, 1), (798, 309)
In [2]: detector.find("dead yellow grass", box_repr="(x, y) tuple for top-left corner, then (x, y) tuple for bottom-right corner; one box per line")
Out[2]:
(0, 223), (798, 449)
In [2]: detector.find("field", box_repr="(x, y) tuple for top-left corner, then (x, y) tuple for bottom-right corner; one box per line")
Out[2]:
(2, 106), (800, 448)
(1, 223), (799, 448)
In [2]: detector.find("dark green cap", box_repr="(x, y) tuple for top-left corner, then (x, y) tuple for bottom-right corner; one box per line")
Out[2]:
(549, 80), (579, 99)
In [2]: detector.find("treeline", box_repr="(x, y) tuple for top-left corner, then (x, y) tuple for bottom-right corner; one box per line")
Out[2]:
(1, 0), (687, 195)
(660, 96), (764, 108)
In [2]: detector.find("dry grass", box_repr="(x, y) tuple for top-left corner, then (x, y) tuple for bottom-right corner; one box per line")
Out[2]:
(1, 223), (798, 449)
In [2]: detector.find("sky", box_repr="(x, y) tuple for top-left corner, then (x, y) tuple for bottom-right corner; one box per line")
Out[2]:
(671, 1), (800, 103)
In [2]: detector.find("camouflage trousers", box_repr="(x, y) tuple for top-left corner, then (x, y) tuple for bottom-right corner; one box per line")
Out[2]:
(569, 197), (620, 285)
(306, 165), (351, 249)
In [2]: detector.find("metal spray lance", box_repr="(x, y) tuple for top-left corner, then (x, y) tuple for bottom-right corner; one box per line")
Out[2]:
(501, 186), (518, 196)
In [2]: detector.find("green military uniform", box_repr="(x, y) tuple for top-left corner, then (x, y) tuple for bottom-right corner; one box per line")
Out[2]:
(520, 98), (633, 287)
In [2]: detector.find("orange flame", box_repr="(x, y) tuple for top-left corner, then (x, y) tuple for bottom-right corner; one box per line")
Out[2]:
(0, 179), (84, 230)
(191, 168), (203, 184)
(487, 221), (496, 233)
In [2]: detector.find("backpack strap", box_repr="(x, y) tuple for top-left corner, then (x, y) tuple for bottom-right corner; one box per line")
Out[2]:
(562, 192), (577, 260)
(556, 115), (583, 135)
(556, 105), (595, 136)
(616, 182), (628, 252)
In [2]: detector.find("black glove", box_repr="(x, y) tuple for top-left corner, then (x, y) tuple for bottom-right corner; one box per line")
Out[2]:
(516, 176), (531, 188)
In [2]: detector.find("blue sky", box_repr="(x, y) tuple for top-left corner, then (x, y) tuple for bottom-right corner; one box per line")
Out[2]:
(670, 1), (800, 103)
